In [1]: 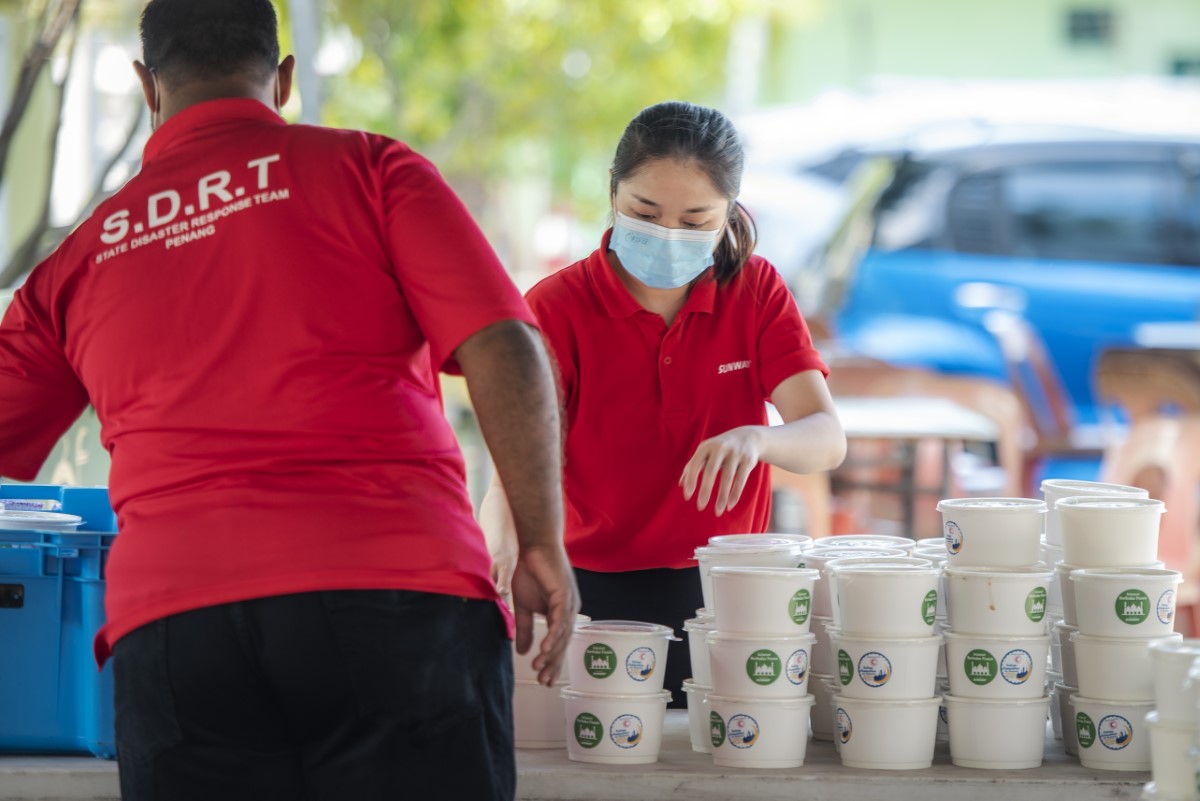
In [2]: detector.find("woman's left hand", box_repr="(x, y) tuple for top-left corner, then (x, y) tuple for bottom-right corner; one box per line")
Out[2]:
(680, 426), (766, 516)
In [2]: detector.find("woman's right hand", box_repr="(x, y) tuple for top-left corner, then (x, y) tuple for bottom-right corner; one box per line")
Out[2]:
(479, 471), (520, 595)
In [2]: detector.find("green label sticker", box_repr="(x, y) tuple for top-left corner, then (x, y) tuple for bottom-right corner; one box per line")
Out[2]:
(1116, 589), (1150, 625)
(964, 648), (997, 685)
(1025, 587), (1047, 622)
(574, 713), (603, 749)
(584, 643), (617, 679)
(746, 649), (782, 685)
(710, 711), (726, 748)
(789, 589), (811, 625)
(1076, 712), (1096, 749)
(922, 590), (938, 625)
(837, 649), (854, 686)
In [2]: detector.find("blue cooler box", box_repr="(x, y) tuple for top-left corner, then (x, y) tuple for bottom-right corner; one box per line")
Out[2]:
(0, 484), (118, 759)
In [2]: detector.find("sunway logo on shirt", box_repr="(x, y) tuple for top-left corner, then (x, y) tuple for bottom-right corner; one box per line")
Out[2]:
(718, 360), (751, 375)
(93, 154), (290, 264)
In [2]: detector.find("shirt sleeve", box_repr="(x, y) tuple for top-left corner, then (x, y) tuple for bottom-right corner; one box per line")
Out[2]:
(374, 138), (537, 373)
(755, 260), (829, 399)
(0, 270), (89, 481)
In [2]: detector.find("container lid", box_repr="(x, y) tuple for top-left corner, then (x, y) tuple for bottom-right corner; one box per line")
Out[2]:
(829, 563), (939, 576)
(574, 620), (676, 638)
(0, 510), (83, 529)
(1041, 478), (1148, 497)
(830, 694), (941, 708)
(941, 631), (1048, 643)
(1068, 567), (1182, 582)
(806, 538), (909, 551)
(1054, 496), (1165, 513)
(831, 632), (944, 645)
(802, 548), (907, 562)
(944, 564), (1054, 578)
(824, 556), (934, 572)
(707, 692), (815, 707)
(682, 616), (717, 631)
(944, 693), (1051, 707)
(708, 533), (812, 548)
(936, 497), (1047, 513)
(709, 566), (820, 580)
(1070, 631), (1183, 645)
(681, 679), (711, 692)
(694, 540), (802, 557)
(560, 688), (673, 702)
(706, 630), (817, 644)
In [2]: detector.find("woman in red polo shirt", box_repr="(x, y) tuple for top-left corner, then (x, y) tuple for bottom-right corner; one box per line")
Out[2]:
(482, 101), (846, 705)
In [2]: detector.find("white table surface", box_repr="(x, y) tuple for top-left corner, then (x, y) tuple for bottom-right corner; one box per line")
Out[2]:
(769, 397), (999, 443)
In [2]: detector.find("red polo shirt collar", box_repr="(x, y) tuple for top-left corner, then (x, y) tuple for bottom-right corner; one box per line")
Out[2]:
(588, 228), (717, 318)
(143, 98), (285, 166)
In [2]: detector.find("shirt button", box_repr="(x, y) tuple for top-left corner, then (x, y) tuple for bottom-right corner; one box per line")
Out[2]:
(664, 357), (673, 365)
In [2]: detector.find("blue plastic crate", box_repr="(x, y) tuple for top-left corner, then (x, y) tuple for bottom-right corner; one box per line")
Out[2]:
(0, 485), (117, 759)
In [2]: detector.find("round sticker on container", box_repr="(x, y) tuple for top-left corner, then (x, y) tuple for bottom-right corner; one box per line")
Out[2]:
(1098, 714), (1133, 751)
(1076, 712), (1097, 749)
(837, 650), (854, 686)
(1158, 589), (1177, 626)
(574, 713), (603, 749)
(584, 644), (617, 679)
(728, 714), (760, 749)
(1116, 589), (1150, 625)
(625, 647), (656, 682)
(746, 649), (782, 685)
(710, 712), (726, 748)
(922, 590), (937, 626)
(1000, 648), (1033, 685)
(610, 714), (644, 749)
(944, 521), (963, 555)
(964, 649), (997, 685)
(1025, 587), (1047, 622)
(857, 652), (892, 688)
(789, 589), (811, 625)
(786, 648), (809, 685)
(836, 708), (853, 744)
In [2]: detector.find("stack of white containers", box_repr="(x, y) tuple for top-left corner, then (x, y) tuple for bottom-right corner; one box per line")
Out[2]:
(683, 535), (808, 758)
(1051, 492), (1183, 772)
(935, 497), (1055, 769)
(512, 613), (589, 749)
(561, 620), (676, 765)
(1040, 478), (1151, 757)
(824, 536), (944, 770)
(1143, 639), (1200, 800)
(912, 536), (953, 743)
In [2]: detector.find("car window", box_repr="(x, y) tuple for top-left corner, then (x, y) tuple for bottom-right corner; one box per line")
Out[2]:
(873, 160), (951, 251)
(1004, 162), (1173, 265)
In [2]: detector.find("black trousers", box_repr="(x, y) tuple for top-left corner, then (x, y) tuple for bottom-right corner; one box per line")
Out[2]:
(574, 566), (705, 709)
(113, 590), (514, 801)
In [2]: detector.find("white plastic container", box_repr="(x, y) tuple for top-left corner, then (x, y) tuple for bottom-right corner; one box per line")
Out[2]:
(562, 688), (672, 765)
(1070, 695), (1154, 771)
(681, 679), (711, 754)
(1043, 541), (1065, 617)
(514, 679), (566, 748)
(935, 619), (949, 678)
(831, 632), (943, 700)
(802, 548), (908, 618)
(833, 695), (940, 770)
(810, 615), (836, 676)
(944, 693), (1052, 769)
(1148, 640), (1200, 724)
(1145, 711), (1198, 800)
(916, 536), (946, 553)
(1047, 672), (1063, 740)
(1071, 568), (1183, 638)
(1041, 479), (1148, 546)
(828, 563), (940, 636)
(708, 693), (815, 768)
(936, 498), (1047, 567)
(943, 565), (1054, 636)
(708, 533), (813, 550)
(815, 534), (916, 554)
(710, 566), (821, 635)
(513, 613), (591, 683)
(1053, 620), (1080, 687)
(706, 632), (816, 698)
(695, 541), (805, 610)
(810, 673), (836, 741)
(943, 631), (1050, 699)
(1054, 681), (1079, 756)
(566, 621), (677, 695)
(1055, 561), (1085, 626)
(682, 611), (716, 688)
(1072, 631), (1183, 702)
(1056, 496), (1166, 568)
(0, 509), (83, 529)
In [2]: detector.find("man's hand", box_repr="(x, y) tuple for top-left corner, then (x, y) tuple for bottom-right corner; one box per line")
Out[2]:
(510, 544), (579, 686)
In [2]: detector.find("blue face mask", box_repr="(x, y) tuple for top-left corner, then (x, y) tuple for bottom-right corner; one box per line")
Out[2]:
(610, 211), (722, 289)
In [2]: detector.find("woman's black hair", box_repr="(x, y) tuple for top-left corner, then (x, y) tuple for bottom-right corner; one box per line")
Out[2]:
(141, 0), (280, 88)
(610, 101), (757, 286)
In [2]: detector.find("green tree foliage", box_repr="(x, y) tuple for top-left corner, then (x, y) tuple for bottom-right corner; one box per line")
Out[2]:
(322, 0), (747, 213)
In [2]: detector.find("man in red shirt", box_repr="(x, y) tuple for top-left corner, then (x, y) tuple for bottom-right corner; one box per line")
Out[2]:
(0, 1), (577, 799)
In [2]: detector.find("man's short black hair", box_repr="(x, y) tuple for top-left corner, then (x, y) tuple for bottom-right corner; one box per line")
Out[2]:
(140, 0), (280, 87)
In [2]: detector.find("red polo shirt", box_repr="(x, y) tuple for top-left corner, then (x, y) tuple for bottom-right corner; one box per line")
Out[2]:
(526, 232), (827, 571)
(0, 99), (535, 662)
